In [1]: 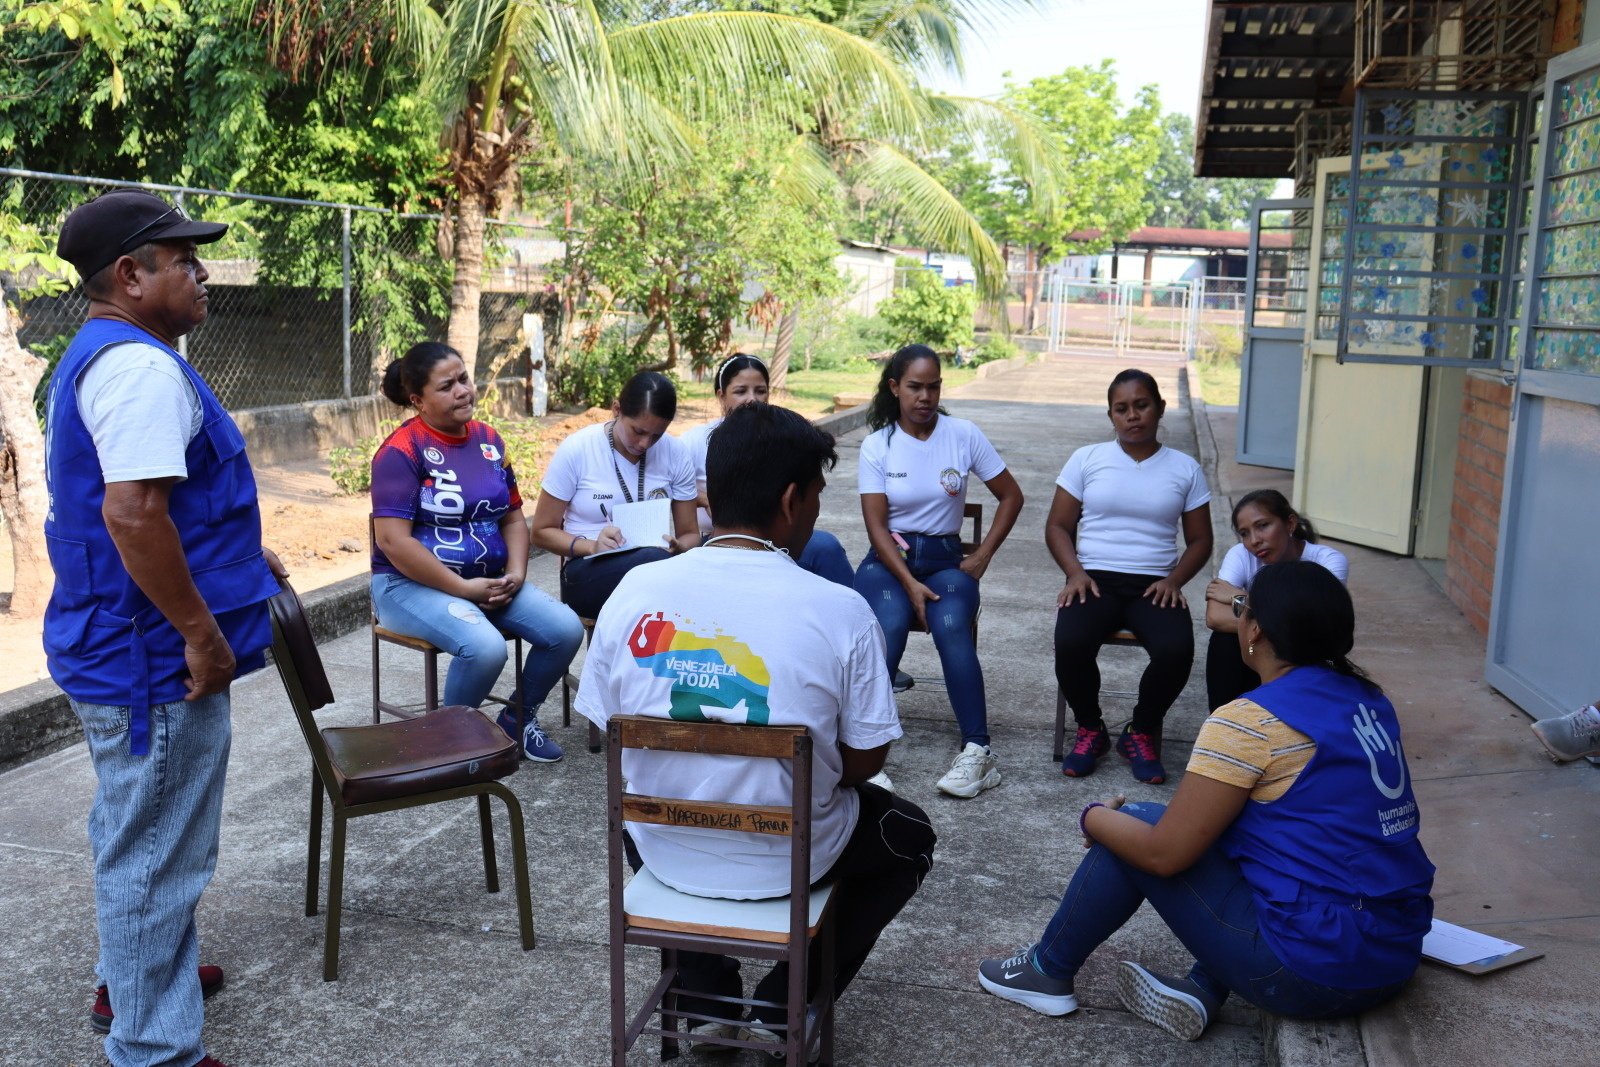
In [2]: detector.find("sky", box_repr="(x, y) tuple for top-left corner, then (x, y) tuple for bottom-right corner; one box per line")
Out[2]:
(927, 0), (1209, 116)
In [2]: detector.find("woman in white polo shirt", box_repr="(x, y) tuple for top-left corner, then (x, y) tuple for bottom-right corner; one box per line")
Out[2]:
(679, 352), (854, 586)
(1048, 368), (1213, 785)
(1203, 488), (1348, 711)
(855, 344), (1024, 799)
(529, 371), (699, 619)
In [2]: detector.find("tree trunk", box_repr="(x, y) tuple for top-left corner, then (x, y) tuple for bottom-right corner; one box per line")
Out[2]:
(1022, 245), (1041, 334)
(446, 193), (488, 380)
(769, 306), (798, 395)
(0, 308), (52, 616)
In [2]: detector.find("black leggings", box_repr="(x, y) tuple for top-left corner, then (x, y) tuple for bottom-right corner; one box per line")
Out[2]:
(1054, 569), (1195, 735)
(1205, 628), (1260, 712)
(558, 546), (671, 619)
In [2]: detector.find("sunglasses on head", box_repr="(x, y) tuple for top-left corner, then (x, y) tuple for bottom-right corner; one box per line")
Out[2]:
(116, 204), (187, 256)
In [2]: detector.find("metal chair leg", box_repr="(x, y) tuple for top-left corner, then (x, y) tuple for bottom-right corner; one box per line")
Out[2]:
(370, 626), (381, 724)
(1053, 686), (1067, 763)
(477, 792), (500, 894)
(324, 814), (347, 982)
(660, 947), (682, 1062)
(306, 770), (323, 916)
(492, 783), (536, 951)
(424, 647), (439, 712)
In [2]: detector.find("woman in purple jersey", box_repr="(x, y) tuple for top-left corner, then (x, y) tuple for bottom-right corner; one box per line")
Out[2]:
(370, 342), (584, 761)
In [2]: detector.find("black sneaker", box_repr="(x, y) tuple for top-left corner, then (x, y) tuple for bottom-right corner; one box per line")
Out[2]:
(1116, 961), (1221, 1041)
(977, 947), (1078, 1016)
(892, 670), (915, 693)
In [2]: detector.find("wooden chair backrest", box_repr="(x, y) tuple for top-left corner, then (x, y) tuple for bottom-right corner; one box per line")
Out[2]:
(960, 501), (984, 555)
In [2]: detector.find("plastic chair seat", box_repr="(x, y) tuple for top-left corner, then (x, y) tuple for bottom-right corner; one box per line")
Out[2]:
(624, 868), (835, 945)
(323, 707), (519, 807)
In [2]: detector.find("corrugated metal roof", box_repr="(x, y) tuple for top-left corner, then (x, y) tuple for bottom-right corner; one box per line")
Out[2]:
(1195, 2), (1357, 178)
(1067, 226), (1293, 251)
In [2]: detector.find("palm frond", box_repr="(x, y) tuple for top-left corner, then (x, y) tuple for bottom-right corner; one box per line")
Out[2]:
(854, 140), (1004, 297)
(771, 135), (841, 217)
(924, 93), (1063, 214)
(606, 12), (926, 141)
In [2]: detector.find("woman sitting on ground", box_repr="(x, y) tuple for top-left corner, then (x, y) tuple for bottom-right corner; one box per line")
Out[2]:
(529, 370), (698, 620)
(679, 352), (853, 586)
(1204, 489), (1348, 711)
(979, 561), (1434, 1042)
(370, 342), (585, 761)
(1049, 368), (1213, 784)
(854, 343), (1024, 799)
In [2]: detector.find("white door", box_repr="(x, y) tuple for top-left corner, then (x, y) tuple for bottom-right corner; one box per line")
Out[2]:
(1293, 158), (1428, 553)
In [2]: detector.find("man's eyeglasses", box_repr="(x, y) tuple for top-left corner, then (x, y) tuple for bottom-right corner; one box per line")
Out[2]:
(1231, 593), (1250, 619)
(116, 205), (185, 255)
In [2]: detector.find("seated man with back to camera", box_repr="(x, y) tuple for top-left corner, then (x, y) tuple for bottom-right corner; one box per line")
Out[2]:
(576, 402), (938, 1049)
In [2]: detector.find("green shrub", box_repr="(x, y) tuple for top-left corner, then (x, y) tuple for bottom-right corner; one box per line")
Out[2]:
(797, 312), (889, 371)
(549, 326), (668, 410)
(326, 412), (544, 498)
(966, 335), (1022, 366)
(878, 270), (977, 352)
(1198, 324), (1243, 366)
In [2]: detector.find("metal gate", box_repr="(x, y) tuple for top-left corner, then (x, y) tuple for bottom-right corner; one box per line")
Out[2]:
(1048, 278), (1197, 356)
(1236, 198), (1312, 468)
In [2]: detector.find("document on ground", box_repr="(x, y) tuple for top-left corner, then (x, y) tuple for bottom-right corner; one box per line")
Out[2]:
(592, 498), (673, 557)
(1422, 920), (1524, 966)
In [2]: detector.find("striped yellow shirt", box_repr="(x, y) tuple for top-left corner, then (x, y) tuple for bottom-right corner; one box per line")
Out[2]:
(1186, 697), (1316, 802)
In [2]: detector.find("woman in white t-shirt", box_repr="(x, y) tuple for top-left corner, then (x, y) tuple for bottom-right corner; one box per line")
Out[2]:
(854, 344), (1024, 800)
(1048, 369), (1213, 786)
(529, 371), (699, 619)
(1203, 488), (1348, 710)
(679, 353), (854, 586)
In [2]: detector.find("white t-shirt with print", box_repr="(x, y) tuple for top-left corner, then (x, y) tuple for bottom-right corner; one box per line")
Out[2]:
(1218, 540), (1350, 588)
(76, 342), (203, 483)
(677, 417), (720, 534)
(575, 547), (902, 899)
(1056, 441), (1211, 575)
(541, 420), (697, 540)
(857, 416), (1006, 535)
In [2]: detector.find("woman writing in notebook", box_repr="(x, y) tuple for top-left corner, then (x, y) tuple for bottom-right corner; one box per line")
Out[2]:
(529, 371), (699, 619)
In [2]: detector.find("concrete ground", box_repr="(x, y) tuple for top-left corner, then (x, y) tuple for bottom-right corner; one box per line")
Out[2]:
(0, 352), (1591, 1066)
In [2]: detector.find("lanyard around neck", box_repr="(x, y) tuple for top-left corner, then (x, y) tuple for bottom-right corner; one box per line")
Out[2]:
(606, 421), (646, 503)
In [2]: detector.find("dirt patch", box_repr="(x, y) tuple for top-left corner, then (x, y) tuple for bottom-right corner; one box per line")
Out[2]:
(0, 403), (718, 696)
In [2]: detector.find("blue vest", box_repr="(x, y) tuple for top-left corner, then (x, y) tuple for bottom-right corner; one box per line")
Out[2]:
(1224, 665), (1435, 988)
(43, 319), (278, 754)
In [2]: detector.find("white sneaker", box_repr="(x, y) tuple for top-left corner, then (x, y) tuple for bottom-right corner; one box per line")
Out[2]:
(936, 742), (1001, 798)
(1532, 704), (1600, 762)
(866, 770), (894, 793)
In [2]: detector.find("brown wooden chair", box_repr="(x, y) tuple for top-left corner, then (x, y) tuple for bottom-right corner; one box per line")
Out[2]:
(267, 576), (536, 981)
(1052, 629), (1142, 762)
(367, 517), (525, 729)
(606, 716), (836, 1066)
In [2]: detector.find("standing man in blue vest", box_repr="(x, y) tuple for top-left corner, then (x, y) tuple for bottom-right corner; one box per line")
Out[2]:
(46, 190), (285, 1067)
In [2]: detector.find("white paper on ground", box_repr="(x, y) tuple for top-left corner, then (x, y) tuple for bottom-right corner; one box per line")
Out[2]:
(591, 498), (673, 557)
(1421, 919), (1524, 966)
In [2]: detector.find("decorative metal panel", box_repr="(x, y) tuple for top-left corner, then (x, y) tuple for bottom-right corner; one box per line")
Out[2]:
(1337, 89), (1528, 366)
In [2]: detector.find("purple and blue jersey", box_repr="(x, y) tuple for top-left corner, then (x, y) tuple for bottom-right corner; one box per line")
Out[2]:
(370, 418), (523, 580)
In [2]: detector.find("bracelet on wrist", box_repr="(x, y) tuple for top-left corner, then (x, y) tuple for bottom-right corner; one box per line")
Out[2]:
(1078, 801), (1107, 838)
(569, 534), (583, 559)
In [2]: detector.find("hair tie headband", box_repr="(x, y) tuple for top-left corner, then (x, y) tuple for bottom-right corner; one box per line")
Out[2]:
(715, 353), (768, 392)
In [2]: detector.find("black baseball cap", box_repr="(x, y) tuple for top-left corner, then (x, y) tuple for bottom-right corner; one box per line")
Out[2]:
(57, 189), (228, 282)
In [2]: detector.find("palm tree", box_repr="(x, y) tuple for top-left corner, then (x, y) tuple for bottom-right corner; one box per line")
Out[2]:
(251, 0), (925, 377)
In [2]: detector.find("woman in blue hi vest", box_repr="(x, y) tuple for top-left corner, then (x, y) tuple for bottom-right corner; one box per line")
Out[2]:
(978, 560), (1433, 1041)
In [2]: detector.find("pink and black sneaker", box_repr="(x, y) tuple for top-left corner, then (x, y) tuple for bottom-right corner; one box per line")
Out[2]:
(1116, 728), (1167, 784)
(1060, 726), (1110, 778)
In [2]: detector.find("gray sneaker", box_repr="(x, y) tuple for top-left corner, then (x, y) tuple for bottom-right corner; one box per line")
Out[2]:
(1116, 961), (1221, 1041)
(1531, 704), (1600, 762)
(937, 742), (1000, 798)
(892, 669), (915, 693)
(977, 947), (1078, 1016)
(745, 1004), (822, 1062)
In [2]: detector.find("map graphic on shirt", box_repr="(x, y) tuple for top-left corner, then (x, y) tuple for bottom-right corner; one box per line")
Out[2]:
(626, 611), (772, 724)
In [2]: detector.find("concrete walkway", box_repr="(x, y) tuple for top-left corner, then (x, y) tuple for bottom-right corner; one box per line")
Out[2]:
(2, 352), (1590, 1065)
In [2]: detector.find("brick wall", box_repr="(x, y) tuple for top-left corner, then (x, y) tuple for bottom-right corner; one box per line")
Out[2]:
(1445, 375), (1512, 633)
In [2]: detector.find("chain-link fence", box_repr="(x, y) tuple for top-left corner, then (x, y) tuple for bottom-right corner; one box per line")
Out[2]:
(1, 168), (559, 412)
(1193, 276), (1249, 363)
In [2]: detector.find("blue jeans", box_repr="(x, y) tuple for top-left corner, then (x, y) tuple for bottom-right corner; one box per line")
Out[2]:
(371, 573), (585, 714)
(796, 529), (854, 587)
(1033, 803), (1409, 1019)
(76, 692), (232, 1067)
(852, 535), (987, 747)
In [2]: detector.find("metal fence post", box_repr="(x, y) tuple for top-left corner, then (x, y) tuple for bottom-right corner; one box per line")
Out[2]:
(175, 190), (188, 361)
(341, 207), (353, 399)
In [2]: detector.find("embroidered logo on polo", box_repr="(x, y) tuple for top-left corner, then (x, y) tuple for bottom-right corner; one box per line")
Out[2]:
(939, 467), (961, 496)
(626, 611), (771, 724)
(424, 446), (445, 465)
(480, 443), (501, 462)
(648, 487), (669, 500)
